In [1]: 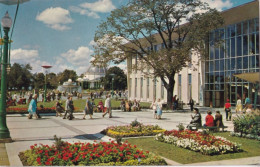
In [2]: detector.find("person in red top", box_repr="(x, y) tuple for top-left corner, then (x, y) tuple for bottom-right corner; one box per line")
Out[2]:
(204, 110), (214, 127)
(224, 99), (231, 121)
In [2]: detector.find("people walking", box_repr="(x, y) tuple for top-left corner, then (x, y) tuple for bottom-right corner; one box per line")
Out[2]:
(83, 97), (93, 119)
(236, 97), (242, 114)
(150, 98), (157, 119)
(156, 98), (163, 119)
(103, 95), (112, 118)
(55, 101), (63, 117)
(28, 94), (39, 119)
(224, 99), (231, 121)
(189, 98), (194, 111)
(67, 96), (74, 120)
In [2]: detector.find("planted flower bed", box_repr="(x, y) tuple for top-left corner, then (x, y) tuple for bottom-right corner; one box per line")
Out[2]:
(19, 140), (166, 166)
(155, 130), (242, 155)
(102, 120), (165, 138)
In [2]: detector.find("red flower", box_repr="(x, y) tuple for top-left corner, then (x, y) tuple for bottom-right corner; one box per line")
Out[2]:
(45, 161), (51, 165)
(141, 155), (146, 158)
(134, 145), (137, 148)
(146, 151), (149, 153)
(30, 145), (34, 149)
(90, 153), (93, 157)
(36, 157), (41, 163)
(63, 156), (69, 161)
(89, 157), (93, 161)
(134, 154), (139, 158)
(119, 153), (123, 157)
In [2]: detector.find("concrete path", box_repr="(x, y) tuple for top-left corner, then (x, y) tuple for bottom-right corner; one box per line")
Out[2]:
(3, 108), (260, 166)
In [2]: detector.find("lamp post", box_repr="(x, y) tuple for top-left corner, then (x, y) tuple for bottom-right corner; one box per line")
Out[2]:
(0, 12), (12, 142)
(41, 65), (52, 102)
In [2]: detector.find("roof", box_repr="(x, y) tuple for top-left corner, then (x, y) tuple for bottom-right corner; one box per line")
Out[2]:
(85, 65), (106, 75)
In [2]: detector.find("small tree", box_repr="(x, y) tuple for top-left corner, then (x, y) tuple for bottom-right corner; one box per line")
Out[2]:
(93, 0), (223, 107)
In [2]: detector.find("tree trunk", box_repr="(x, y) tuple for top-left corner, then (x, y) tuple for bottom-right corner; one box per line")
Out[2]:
(166, 77), (175, 109)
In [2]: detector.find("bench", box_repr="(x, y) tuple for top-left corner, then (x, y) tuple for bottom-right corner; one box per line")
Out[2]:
(190, 126), (228, 132)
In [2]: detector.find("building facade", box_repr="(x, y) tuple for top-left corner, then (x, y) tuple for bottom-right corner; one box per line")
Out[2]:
(127, 0), (259, 107)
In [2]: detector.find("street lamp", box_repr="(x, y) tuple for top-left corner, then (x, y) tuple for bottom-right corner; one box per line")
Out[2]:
(110, 74), (115, 91)
(0, 12), (12, 142)
(41, 65), (52, 102)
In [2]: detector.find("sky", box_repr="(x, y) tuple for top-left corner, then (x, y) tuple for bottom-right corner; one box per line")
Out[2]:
(0, 0), (255, 75)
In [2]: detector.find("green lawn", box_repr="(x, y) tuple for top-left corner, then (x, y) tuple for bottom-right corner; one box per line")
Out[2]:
(125, 132), (260, 164)
(8, 98), (151, 111)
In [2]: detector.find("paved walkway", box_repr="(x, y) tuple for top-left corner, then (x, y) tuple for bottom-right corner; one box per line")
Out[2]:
(1, 108), (260, 166)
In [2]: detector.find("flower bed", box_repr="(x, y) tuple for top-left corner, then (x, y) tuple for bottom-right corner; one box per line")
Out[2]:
(102, 124), (165, 138)
(19, 140), (167, 166)
(155, 130), (242, 155)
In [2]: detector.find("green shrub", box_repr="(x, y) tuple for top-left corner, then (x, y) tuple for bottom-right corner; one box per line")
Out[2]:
(233, 113), (260, 137)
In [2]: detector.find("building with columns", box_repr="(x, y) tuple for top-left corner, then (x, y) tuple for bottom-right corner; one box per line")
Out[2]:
(127, 0), (259, 107)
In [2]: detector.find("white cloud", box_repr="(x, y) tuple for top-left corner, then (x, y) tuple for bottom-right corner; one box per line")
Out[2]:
(36, 7), (73, 31)
(70, 0), (115, 19)
(60, 46), (94, 74)
(11, 48), (39, 60)
(69, 6), (100, 19)
(201, 0), (233, 11)
(80, 0), (116, 13)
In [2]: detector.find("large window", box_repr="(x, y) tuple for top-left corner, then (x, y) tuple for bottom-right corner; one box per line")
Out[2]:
(147, 77), (149, 99)
(141, 77), (143, 98)
(178, 74), (182, 100)
(206, 18), (259, 106)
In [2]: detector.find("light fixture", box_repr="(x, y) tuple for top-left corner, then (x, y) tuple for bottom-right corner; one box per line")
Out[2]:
(1, 11), (12, 29)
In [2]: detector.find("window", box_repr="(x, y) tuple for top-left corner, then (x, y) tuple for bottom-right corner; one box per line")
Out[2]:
(178, 74), (182, 100)
(147, 77), (149, 99)
(135, 78), (137, 97)
(153, 78), (157, 99)
(188, 74), (192, 100)
(141, 77), (143, 98)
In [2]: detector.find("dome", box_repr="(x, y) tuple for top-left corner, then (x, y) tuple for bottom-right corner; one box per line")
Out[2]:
(85, 65), (106, 75)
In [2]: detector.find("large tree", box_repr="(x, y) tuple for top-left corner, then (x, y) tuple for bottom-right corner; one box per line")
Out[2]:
(102, 66), (127, 90)
(93, 0), (223, 107)
(8, 63), (33, 90)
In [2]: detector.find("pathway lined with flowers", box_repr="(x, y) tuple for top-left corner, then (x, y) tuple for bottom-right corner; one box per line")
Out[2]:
(4, 108), (260, 166)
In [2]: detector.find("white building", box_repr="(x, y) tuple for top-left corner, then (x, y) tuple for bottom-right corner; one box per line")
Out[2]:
(80, 65), (106, 89)
(127, 50), (204, 105)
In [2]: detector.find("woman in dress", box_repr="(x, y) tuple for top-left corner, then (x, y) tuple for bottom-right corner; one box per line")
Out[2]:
(83, 97), (93, 119)
(156, 98), (163, 119)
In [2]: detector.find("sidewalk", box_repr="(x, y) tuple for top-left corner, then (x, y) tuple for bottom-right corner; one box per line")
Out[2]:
(3, 109), (259, 166)
(0, 143), (9, 166)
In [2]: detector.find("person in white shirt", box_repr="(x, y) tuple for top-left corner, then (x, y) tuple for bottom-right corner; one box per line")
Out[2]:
(150, 99), (157, 119)
(103, 95), (112, 118)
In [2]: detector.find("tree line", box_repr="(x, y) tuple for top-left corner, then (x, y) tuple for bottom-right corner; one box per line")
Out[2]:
(5, 63), (127, 91)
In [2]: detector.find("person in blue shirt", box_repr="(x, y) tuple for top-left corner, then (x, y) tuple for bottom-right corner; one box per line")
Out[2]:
(28, 94), (38, 119)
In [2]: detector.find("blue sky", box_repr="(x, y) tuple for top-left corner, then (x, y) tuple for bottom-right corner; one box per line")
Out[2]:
(0, 0), (255, 75)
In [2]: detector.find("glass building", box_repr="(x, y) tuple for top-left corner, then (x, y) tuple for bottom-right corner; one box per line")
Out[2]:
(205, 16), (259, 107)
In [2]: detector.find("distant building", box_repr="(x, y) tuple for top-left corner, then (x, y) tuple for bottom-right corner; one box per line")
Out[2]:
(127, 0), (259, 107)
(79, 65), (107, 89)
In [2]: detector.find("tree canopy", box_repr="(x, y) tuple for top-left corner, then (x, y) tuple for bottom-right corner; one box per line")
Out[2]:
(93, 0), (224, 106)
(102, 66), (127, 90)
